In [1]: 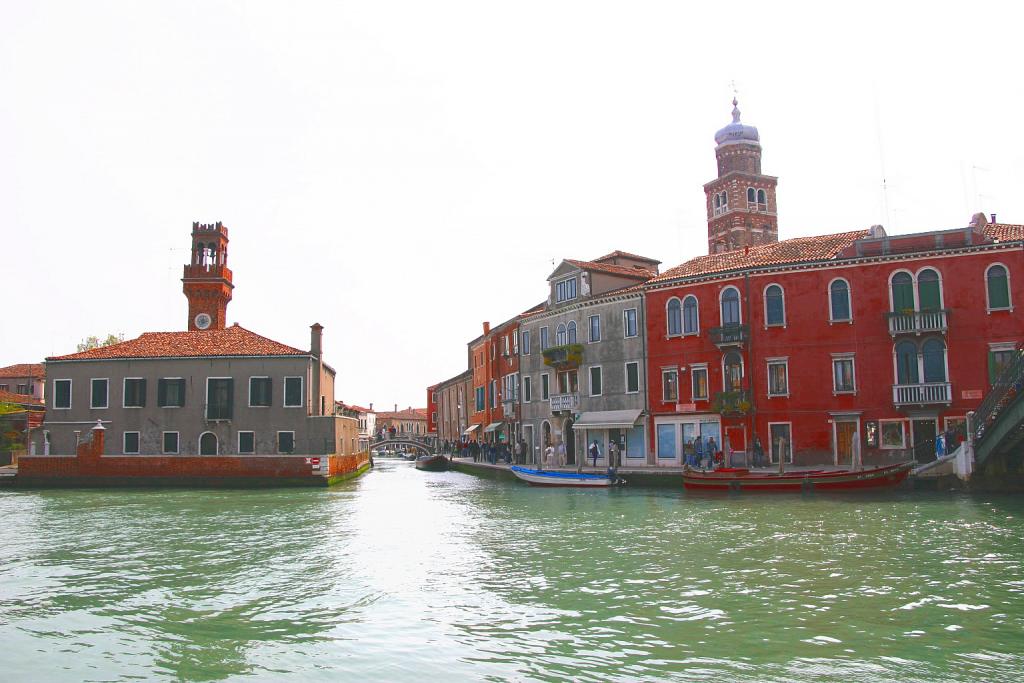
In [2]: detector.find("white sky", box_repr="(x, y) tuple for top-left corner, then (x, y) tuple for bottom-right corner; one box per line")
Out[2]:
(3, 1), (1022, 410)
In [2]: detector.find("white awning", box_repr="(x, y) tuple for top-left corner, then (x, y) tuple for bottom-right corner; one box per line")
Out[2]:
(572, 409), (643, 429)
(483, 422), (505, 433)
(463, 424), (480, 435)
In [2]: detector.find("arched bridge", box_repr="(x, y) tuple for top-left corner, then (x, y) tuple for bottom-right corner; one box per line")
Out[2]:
(370, 435), (435, 456)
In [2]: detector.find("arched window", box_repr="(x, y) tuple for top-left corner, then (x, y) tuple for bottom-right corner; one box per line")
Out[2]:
(721, 287), (741, 326)
(765, 284), (785, 326)
(199, 432), (218, 456)
(891, 271), (914, 312)
(567, 321), (577, 344)
(987, 264), (1011, 310)
(922, 338), (947, 382)
(747, 187), (756, 203)
(723, 351), (743, 391)
(713, 194), (721, 209)
(829, 279), (851, 321)
(917, 269), (941, 311)
(667, 298), (682, 336)
(895, 340), (919, 385)
(555, 324), (567, 346)
(683, 295), (699, 334)
(757, 189), (767, 205)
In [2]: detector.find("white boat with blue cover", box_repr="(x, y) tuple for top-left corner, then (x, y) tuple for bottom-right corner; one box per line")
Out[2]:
(510, 466), (618, 487)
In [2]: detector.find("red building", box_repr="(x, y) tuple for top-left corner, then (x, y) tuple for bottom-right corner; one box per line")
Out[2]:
(645, 214), (1023, 467)
(426, 384), (438, 437)
(466, 318), (521, 446)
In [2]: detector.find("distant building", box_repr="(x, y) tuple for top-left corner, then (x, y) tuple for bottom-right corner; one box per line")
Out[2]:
(433, 370), (472, 445)
(25, 222), (368, 485)
(375, 406), (428, 437)
(0, 364), (45, 403)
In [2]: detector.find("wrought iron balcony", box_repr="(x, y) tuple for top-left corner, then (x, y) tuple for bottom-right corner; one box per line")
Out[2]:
(886, 309), (949, 336)
(711, 389), (752, 416)
(708, 324), (749, 348)
(892, 382), (952, 406)
(550, 392), (579, 413)
(542, 343), (584, 369)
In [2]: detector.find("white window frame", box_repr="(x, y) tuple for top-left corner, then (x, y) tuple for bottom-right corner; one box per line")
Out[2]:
(831, 354), (857, 395)
(567, 320), (577, 344)
(661, 367), (679, 403)
(682, 295), (700, 336)
(523, 375), (532, 404)
(90, 378), (109, 410)
(828, 277), (853, 323)
(284, 376), (304, 408)
(766, 357), (789, 397)
(159, 377), (185, 408)
(540, 326), (549, 350)
(122, 377), (145, 409)
(555, 277), (578, 303)
(878, 419), (906, 449)
(541, 373), (550, 401)
(767, 422), (793, 463)
(53, 378), (72, 410)
(522, 330), (531, 355)
(623, 308), (638, 338)
(719, 285), (743, 326)
(277, 430), (296, 454)
(248, 376), (272, 408)
(888, 268), (917, 312)
(721, 351), (745, 391)
(588, 314), (601, 343)
(162, 431), (180, 455)
(763, 283), (786, 328)
(624, 361), (640, 394)
(666, 297), (683, 337)
(690, 364), (709, 401)
(198, 431), (219, 455)
(123, 431), (141, 455)
(205, 376), (233, 420)
(237, 431), (256, 454)
(589, 365), (603, 397)
(985, 262), (1013, 312)
(915, 266), (944, 310)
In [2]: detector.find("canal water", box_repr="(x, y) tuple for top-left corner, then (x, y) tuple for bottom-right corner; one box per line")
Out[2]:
(1, 461), (1022, 682)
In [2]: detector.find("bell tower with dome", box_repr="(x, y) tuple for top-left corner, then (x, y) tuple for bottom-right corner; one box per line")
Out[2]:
(703, 98), (779, 253)
(182, 221), (234, 331)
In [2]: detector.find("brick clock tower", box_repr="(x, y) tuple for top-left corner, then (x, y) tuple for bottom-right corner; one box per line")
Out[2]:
(182, 221), (234, 331)
(703, 99), (779, 253)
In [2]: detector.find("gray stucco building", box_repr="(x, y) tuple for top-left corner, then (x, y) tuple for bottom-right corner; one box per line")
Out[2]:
(518, 251), (658, 467)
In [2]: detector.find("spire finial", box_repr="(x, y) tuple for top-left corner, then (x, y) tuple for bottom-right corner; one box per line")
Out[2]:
(729, 80), (741, 123)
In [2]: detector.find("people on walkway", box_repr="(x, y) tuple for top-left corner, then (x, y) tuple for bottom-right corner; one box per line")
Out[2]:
(752, 436), (765, 468)
(589, 440), (600, 469)
(543, 444), (554, 470)
(608, 440), (620, 469)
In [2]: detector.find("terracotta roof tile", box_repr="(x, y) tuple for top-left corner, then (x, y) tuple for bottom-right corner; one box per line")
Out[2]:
(565, 259), (656, 279)
(0, 389), (44, 406)
(983, 223), (1024, 243)
(651, 230), (869, 284)
(592, 250), (662, 265)
(0, 363), (44, 378)
(376, 407), (427, 420)
(46, 324), (306, 361)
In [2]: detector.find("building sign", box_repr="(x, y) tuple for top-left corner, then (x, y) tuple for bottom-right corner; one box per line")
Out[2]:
(961, 389), (983, 400)
(676, 403), (696, 413)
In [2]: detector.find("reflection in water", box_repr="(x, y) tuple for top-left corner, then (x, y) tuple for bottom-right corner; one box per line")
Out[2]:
(1, 463), (1023, 681)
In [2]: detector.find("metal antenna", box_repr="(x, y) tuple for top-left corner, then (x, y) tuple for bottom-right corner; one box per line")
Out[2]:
(872, 83), (891, 227)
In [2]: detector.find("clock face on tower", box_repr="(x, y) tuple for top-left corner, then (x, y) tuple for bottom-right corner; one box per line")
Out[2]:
(194, 313), (212, 330)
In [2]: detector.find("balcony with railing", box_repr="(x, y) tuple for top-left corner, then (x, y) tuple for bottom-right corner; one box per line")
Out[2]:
(886, 309), (949, 336)
(892, 382), (952, 406)
(711, 389), (752, 416)
(542, 344), (584, 369)
(708, 324), (749, 348)
(550, 392), (579, 413)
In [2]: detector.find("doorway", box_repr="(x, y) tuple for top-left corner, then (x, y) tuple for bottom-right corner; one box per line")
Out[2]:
(564, 418), (576, 465)
(912, 418), (938, 463)
(834, 420), (857, 466)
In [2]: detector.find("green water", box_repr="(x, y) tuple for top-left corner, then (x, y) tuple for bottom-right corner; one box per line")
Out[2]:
(1, 461), (1022, 682)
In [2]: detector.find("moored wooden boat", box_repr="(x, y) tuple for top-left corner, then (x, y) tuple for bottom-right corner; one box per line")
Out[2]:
(414, 454), (449, 472)
(511, 466), (617, 487)
(682, 462), (914, 492)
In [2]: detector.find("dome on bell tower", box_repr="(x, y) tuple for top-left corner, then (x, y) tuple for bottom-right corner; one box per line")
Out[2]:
(714, 98), (760, 147)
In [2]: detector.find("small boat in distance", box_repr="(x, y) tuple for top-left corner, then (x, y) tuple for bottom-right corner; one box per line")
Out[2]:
(414, 454), (449, 472)
(682, 461), (914, 492)
(510, 466), (620, 488)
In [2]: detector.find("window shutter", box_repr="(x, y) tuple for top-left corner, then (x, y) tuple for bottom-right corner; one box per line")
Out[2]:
(138, 379), (147, 407)
(988, 351), (997, 385)
(157, 379), (166, 406)
(226, 379), (234, 419)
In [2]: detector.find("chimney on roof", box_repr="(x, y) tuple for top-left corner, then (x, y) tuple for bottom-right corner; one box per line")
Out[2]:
(310, 323), (323, 416)
(394, 403), (398, 413)
(970, 212), (989, 228)
(869, 225), (887, 239)
(744, 246), (750, 255)
(369, 402), (373, 411)
(483, 321), (490, 335)
(991, 213), (997, 224)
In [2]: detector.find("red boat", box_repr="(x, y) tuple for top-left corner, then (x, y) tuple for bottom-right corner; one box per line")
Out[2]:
(682, 462), (914, 492)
